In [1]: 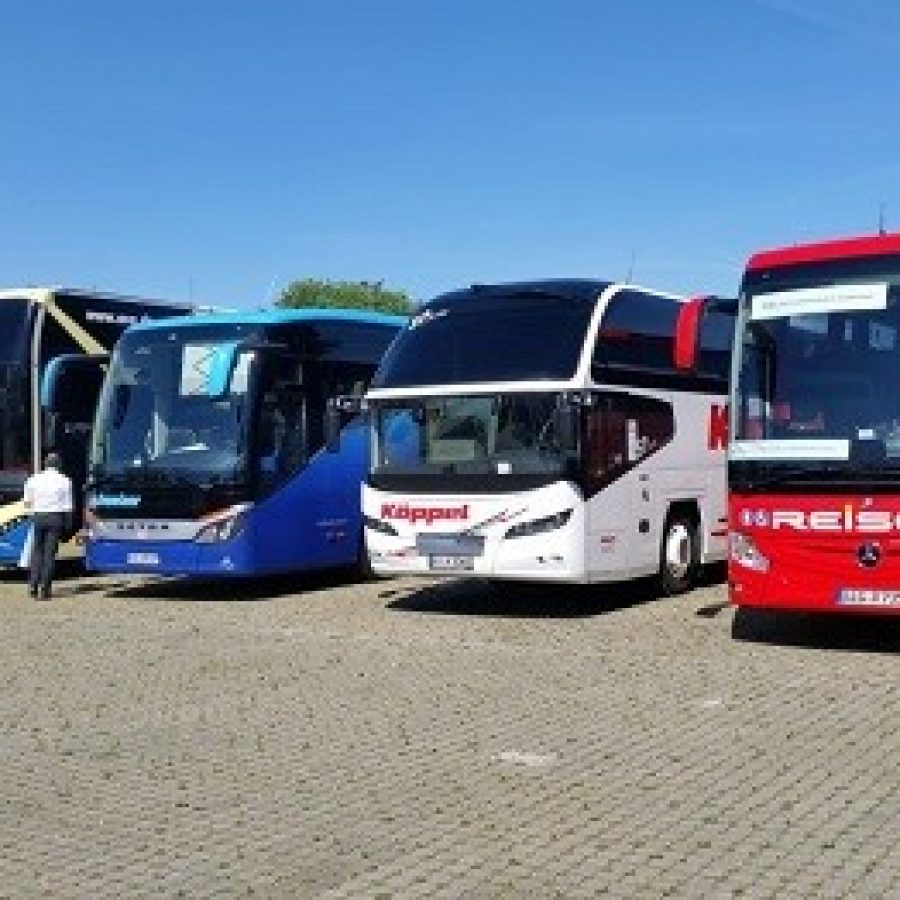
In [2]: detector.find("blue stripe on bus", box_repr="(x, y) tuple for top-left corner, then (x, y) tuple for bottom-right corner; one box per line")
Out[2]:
(125, 308), (407, 333)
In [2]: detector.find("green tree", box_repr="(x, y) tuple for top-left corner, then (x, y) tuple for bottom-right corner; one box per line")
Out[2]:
(276, 278), (412, 315)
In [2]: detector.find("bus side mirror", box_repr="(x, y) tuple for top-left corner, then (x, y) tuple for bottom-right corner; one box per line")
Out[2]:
(674, 297), (706, 372)
(674, 296), (738, 372)
(41, 353), (109, 445)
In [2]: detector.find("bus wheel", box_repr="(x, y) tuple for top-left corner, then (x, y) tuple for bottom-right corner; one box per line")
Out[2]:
(658, 514), (698, 596)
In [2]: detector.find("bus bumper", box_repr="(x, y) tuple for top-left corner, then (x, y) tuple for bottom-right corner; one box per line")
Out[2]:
(730, 561), (900, 615)
(86, 537), (253, 577)
(366, 522), (588, 583)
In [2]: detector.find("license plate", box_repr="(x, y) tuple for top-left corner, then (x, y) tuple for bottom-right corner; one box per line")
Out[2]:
(837, 588), (900, 607)
(127, 552), (160, 566)
(429, 554), (475, 572)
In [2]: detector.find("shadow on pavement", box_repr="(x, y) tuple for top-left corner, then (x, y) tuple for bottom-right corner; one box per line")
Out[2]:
(97, 567), (365, 602)
(385, 561), (728, 620)
(731, 607), (900, 654)
(383, 575), (667, 619)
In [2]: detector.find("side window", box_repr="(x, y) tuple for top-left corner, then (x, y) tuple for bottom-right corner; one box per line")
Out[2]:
(51, 361), (106, 424)
(593, 291), (680, 376)
(39, 317), (81, 368)
(698, 309), (734, 382)
(323, 361), (377, 398)
(255, 354), (308, 497)
(583, 392), (675, 490)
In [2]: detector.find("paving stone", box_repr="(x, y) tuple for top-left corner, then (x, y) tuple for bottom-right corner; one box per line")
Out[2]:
(0, 571), (897, 896)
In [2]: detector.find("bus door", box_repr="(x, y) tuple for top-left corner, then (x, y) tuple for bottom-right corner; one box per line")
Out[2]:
(42, 354), (108, 535)
(583, 392), (675, 576)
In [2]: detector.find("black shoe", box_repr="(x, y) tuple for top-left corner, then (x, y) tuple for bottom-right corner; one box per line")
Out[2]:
(28, 586), (37, 599)
(37, 588), (52, 601)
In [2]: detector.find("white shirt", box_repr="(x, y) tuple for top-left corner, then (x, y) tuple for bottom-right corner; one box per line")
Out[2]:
(23, 467), (74, 515)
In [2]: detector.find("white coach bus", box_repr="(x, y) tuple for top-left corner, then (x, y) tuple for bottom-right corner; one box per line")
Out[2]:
(359, 280), (733, 592)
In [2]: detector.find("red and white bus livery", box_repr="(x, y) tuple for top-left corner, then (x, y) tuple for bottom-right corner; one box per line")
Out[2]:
(361, 280), (733, 591)
(683, 233), (900, 614)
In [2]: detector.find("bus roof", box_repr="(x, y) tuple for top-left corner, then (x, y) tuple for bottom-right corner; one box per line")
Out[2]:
(427, 279), (612, 307)
(0, 286), (199, 308)
(125, 307), (407, 333)
(746, 232), (900, 272)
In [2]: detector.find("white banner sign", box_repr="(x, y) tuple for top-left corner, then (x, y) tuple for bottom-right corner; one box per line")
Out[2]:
(751, 283), (888, 321)
(730, 439), (850, 461)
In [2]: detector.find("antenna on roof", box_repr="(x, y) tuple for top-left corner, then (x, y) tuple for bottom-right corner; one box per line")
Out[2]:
(626, 249), (636, 282)
(878, 204), (887, 236)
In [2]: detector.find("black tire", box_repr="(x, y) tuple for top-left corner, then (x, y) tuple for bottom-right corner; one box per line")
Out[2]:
(658, 514), (698, 596)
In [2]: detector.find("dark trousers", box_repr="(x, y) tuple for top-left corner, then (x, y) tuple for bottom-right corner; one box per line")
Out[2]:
(29, 512), (66, 596)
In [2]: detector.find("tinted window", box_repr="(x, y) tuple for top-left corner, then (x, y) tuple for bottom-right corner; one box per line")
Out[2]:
(310, 322), (400, 364)
(593, 290), (680, 374)
(50, 359), (106, 424)
(255, 353), (309, 497)
(698, 309), (734, 380)
(0, 299), (31, 364)
(373, 294), (596, 388)
(40, 316), (81, 367)
(583, 392), (675, 492)
(266, 321), (400, 366)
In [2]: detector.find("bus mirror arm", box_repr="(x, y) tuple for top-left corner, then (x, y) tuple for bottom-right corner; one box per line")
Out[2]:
(553, 397), (580, 454)
(324, 395), (366, 453)
(43, 411), (60, 452)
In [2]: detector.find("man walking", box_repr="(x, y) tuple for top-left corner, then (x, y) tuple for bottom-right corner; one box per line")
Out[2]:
(23, 452), (73, 600)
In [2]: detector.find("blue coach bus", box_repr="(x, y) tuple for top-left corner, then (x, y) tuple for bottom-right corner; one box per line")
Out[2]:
(85, 309), (404, 577)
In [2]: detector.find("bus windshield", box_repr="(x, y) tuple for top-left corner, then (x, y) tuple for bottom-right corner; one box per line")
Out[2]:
(91, 324), (260, 481)
(734, 257), (900, 473)
(372, 289), (597, 388)
(372, 393), (576, 479)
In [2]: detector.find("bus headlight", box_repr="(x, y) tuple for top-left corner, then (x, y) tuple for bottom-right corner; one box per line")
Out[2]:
(729, 531), (769, 573)
(195, 508), (248, 544)
(504, 509), (573, 540)
(363, 515), (398, 537)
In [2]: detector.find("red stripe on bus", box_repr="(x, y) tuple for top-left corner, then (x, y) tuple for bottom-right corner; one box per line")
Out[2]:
(747, 233), (900, 271)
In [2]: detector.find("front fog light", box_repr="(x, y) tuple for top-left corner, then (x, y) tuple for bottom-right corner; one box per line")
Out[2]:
(195, 507), (248, 544)
(504, 509), (573, 540)
(729, 531), (769, 573)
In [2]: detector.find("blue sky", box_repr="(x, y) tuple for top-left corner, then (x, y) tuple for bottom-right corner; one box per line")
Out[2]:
(2, 0), (900, 306)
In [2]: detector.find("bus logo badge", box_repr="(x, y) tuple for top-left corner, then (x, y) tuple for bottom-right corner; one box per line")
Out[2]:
(857, 542), (881, 569)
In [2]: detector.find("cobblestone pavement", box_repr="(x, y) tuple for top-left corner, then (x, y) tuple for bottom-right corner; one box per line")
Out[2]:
(0, 566), (898, 898)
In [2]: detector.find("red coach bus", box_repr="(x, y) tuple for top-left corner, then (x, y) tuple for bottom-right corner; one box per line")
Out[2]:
(678, 232), (900, 615)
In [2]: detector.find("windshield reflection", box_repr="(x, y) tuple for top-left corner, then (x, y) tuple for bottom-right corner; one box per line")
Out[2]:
(734, 279), (900, 465)
(373, 393), (575, 477)
(91, 328), (256, 481)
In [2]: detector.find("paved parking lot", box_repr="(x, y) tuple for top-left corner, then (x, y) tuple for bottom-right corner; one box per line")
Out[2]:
(0, 566), (898, 898)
